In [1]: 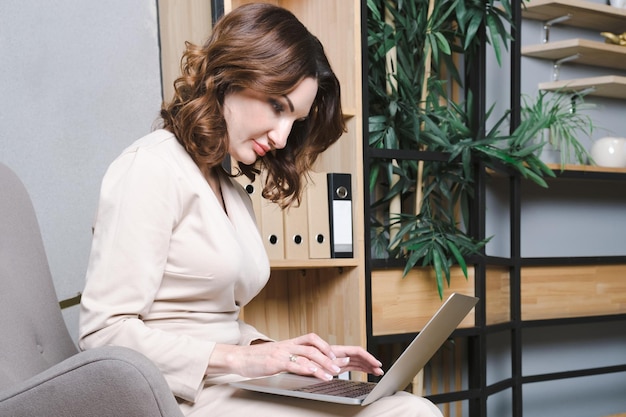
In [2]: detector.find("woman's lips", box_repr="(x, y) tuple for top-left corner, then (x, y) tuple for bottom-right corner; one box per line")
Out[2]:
(252, 140), (270, 157)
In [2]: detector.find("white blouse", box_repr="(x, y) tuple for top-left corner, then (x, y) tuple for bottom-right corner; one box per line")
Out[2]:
(79, 129), (271, 402)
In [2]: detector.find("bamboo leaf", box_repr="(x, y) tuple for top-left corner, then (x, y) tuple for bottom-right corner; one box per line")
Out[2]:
(435, 31), (451, 55)
(446, 239), (468, 278)
(464, 11), (483, 51)
(485, 15), (503, 66)
(433, 249), (444, 300)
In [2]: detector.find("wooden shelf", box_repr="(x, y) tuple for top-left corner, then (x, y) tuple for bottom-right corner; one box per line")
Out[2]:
(370, 266), (512, 335)
(224, 0), (366, 352)
(488, 164), (626, 179)
(538, 75), (626, 100)
(342, 108), (357, 118)
(545, 163), (626, 174)
(522, 38), (626, 71)
(522, 2), (626, 100)
(521, 264), (626, 321)
(269, 257), (359, 270)
(521, 0), (626, 34)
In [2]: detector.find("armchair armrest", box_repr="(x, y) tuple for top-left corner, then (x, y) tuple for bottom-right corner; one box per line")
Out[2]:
(0, 345), (184, 417)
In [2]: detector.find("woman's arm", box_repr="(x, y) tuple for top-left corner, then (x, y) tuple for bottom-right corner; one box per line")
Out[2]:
(79, 146), (213, 402)
(208, 333), (384, 381)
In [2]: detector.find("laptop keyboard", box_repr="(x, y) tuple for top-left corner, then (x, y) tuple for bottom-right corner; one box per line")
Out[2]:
(294, 379), (376, 398)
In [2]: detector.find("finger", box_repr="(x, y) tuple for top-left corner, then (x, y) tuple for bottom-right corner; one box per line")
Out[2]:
(293, 333), (337, 360)
(285, 335), (344, 376)
(332, 345), (382, 368)
(333, 356), (383, 375)
(286, 355), (334, 381)
(291, 346), (343, 377)
(330, 346), (385, 375)
(342, 362), (384, 376)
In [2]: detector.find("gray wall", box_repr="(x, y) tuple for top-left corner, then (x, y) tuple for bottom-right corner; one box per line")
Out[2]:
(0, 0), (163, 341)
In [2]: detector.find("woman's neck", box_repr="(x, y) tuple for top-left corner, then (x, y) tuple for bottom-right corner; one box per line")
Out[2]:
(202, 166), (226, 213)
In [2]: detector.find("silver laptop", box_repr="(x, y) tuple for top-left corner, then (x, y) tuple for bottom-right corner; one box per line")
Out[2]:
(230, 292), (478, 406)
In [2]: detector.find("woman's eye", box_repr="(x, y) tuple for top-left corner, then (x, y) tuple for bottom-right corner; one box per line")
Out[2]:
(269, 99), (284, 114)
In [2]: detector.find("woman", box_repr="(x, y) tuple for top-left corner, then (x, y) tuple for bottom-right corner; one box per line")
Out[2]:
(79, 3), (442, 416)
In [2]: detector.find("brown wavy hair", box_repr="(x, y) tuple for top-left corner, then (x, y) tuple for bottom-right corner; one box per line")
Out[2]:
(160, 3), (345, 208)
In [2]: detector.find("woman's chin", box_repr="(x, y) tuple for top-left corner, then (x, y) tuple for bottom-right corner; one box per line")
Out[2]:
(232, 153), (259, 166)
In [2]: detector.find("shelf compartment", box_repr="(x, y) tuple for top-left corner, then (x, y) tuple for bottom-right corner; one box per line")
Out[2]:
(522, 38), (626, 72)
(242, 267), (362, 344)
(521, 0), (626, 34)
(371, 267), (477, 336)
(539, 75), (626, 99)
(370, 266), (511, 336)
(521, 264), (626, 321)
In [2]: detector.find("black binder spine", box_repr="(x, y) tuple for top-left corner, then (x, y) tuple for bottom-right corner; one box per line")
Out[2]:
(327, 173), (353, 258)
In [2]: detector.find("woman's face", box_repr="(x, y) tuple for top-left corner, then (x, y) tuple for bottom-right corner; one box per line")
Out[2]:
(223, 77), (318, 165)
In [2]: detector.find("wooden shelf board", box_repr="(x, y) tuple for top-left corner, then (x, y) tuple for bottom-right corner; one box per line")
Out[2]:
(544, 163), (626, 174)
(270, 257), (359, 270)
(539, 75), (626, 100)
(522, 38), (626, 71)
(342, 108), (357, 118)
(521, 264), (626, 321)
(522, 0), (626, 33)
(369, 266), (511, 335)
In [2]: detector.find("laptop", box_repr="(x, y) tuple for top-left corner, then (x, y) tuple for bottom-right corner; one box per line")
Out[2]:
(230, 292), (478, 406)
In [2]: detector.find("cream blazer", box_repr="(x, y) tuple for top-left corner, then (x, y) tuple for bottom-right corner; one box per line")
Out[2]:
(79, 130), (271, 403)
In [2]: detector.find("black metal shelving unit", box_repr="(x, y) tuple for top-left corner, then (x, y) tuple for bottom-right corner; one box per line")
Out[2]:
(361, 1), (626, 416)
(361, 0), (496, 411)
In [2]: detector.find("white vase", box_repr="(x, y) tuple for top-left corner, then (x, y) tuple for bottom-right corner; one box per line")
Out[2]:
(590, 137), (626, 168)
(535, 129), (563, 165)
(539, 143), (562, 164)
(610, 0), (626, 8)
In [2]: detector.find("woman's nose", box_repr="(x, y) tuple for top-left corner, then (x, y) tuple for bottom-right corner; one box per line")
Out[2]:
(268, 119), (293, 150)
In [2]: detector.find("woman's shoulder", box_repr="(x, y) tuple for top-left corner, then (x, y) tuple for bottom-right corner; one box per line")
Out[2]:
(103, 129), (195, 184)
(121, 129), (182, 155)
(112, 130), (194, 169)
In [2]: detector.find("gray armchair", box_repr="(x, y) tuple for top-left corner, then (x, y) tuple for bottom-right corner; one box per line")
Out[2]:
(0, 161), (184, 417)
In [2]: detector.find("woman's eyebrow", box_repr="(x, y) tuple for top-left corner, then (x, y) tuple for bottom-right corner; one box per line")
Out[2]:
(282, 95), (295, 112)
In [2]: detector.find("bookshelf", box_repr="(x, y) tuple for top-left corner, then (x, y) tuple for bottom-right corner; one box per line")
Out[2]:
(521, 0), (626, 99)
(521, 39), (626, 71)
(222, 0), (366, 352)
(158, 0), (367, 354)
(520, 0), (626, 33)
(537, 75), (626, 100)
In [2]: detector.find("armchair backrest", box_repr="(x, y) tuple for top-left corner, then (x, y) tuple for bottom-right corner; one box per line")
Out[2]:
(0, 162), (77, 391)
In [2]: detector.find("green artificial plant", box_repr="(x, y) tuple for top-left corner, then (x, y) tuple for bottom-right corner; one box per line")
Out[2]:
(367, 0), (594, 298)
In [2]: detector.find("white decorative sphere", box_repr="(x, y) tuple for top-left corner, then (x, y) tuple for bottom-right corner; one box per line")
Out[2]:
(590, 137), (626, 168)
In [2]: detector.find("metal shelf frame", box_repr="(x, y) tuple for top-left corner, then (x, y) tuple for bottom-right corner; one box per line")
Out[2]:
(361, 1), (626, 416)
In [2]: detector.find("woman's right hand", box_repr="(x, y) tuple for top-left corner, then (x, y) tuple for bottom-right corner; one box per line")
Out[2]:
(207, 333), (354, 381)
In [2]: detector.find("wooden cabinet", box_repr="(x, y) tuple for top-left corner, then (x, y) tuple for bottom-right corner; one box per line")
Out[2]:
(217, 0), (367, 350)
(521, 0), (626, 99)
(157, 0), (215, 102)
(158, 0), (365, 357)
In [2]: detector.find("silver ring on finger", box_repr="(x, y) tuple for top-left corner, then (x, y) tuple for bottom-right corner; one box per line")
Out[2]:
(289, 354), (298, 363)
